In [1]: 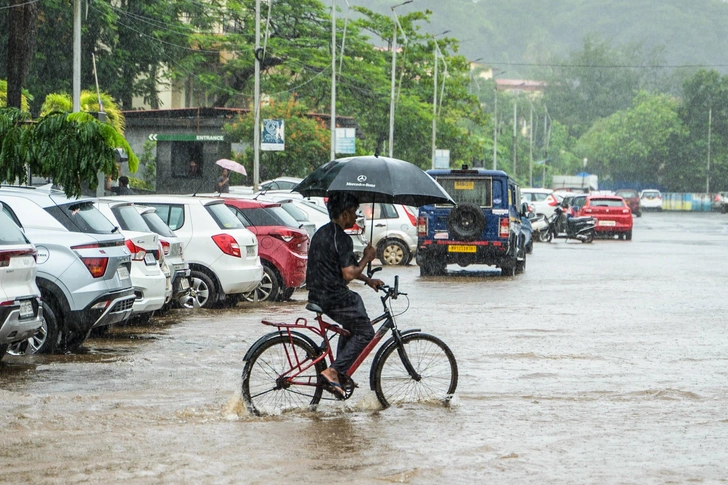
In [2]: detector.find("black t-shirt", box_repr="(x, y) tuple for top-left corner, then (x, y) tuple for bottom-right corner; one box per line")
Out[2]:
(306, 222), (358, 306)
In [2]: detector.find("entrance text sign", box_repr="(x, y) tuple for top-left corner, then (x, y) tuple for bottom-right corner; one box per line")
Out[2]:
(148, 134), (225, 142)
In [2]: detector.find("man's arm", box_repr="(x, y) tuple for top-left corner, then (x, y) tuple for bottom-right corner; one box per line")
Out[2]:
(341, 244), (383, 290)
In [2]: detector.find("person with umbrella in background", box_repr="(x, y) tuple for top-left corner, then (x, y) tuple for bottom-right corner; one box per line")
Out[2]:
(216, 168), (230, 193)
(307, 192), (385, 397)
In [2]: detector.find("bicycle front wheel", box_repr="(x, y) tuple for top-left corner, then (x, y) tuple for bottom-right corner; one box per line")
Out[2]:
(372, 333), (458, 409)
(242, 335), (326, 416)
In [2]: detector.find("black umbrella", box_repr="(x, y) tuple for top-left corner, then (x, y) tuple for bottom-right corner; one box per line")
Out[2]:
(293, 155), (453, 272)
(293, 155), (453, 207)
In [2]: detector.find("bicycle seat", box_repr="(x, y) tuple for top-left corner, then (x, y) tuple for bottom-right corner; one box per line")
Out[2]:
(306, 302), (324, 314)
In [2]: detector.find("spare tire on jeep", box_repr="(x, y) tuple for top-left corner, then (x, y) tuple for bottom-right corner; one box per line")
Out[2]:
(448, 203), (486, 241)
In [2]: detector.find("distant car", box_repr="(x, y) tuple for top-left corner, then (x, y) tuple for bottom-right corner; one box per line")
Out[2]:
(614, 189), (641, 217)
(107, 195), (263, 309)
(521, 188), (562, 218)
(640, 189), (663, 212)
(0, 206), (43, 359)
(575, 195), (633, 240)
(259, 177), (303, 192)
(223, 198), (309, 302)
(361, 203), (417, 265)
(0, 186), (135, 354)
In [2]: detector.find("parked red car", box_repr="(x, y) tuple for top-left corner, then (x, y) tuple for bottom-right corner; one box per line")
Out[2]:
(575, 195), (633, 240)
(614, 189), (642, 217)
(223, 199), (309, 302)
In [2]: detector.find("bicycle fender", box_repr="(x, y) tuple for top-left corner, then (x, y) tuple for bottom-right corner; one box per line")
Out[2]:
(369, 329), (422, 390)
(242, 330), (320, 362)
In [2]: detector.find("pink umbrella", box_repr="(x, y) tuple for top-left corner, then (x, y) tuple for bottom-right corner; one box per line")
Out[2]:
(215, 158), (247, 175)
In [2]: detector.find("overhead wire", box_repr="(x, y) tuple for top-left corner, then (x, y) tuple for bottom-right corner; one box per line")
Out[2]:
(0, 0), (40, 10)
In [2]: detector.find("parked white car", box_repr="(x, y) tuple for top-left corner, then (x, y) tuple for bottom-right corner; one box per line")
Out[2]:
(136, 206), (191, 306)
(521, 188), (562, 218)
(96, 200), (167, 320)
(107, 195), (263, 308)
(0, 206), (43, 358)
(361, 203), (417, 265)
(640, 189), (663, 211)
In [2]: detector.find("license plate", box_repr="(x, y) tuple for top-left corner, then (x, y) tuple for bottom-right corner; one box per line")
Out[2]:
(180, 278), (190, 290)
(598, 220), (616, 226)
(448, 245), (477, 253)
(117, 265), (130, 280)
(454, 181), (475, 190)
(19, 300), (34, 319)
(144, 253), (156, 265)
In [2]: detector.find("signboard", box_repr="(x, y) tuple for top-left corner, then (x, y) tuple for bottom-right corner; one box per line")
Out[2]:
(262, 119), (285, 151)
(335, 128), (356, 154)
(148, 134), (225, 142)
(434, 149), (450, 169)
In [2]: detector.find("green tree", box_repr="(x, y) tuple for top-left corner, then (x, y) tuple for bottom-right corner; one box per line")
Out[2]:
(223, 98), (330, 181)
(576, 91), (685, 187)
(41, 91), (126, 134)
(0, 108), (138, 197)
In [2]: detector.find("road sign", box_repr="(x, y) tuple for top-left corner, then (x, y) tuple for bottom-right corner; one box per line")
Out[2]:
(261, 119), (285, 151)
(335, 128), (356, 154)
(434, 149), (450, 169)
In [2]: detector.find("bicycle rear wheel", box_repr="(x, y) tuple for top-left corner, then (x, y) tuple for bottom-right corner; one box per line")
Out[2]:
(242, 335), (326, 416)
(372, 333), (458, 409)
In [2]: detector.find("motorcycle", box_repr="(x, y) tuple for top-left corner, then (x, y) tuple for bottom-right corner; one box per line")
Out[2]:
(528, 213), (549, 242)
(541, 206), (596, 243)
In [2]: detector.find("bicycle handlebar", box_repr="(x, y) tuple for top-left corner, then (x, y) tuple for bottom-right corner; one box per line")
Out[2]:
(377, 275), (407, 300)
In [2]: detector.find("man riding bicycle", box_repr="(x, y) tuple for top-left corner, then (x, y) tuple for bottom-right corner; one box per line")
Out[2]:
(306, 192), (384, 396)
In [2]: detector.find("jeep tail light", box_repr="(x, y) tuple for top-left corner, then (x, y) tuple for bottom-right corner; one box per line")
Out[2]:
(0, 248), (37, 267)
(212, 234), (241, 257)
(160, 240), (170, 255)
(417, 216), (428, 237)
(125, 239), (147, 261)
(546, 195), (559, 206)
(499, 218), (509, 238)
(402, 206), (418, 226)
(80, 257), (109, 278)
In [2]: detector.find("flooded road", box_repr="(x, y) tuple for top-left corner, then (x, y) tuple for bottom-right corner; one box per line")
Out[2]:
(2, 211), (728, 484)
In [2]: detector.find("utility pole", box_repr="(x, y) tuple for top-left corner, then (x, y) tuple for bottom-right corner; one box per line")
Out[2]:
(388, 0), (412, 158)
(493, 85), (497, 170)
(330, 0), (337, 161)
(529, 101), (533, 187)
(512, 97), (517, 176)
(707, 106), (712, 193)
(253, 0), (261, 191)
(73, 0), (81, 112)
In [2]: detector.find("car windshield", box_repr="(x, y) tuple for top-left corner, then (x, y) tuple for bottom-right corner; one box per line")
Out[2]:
(238, 206), (300, 227)
(436, 177), (492, 206)
(141, 211), (176, 237)
(616, 190), (637, 198)
(590, 198), (624, 207)
(279, 201), (308, 222)
(206, 202), (244, 230)
(0, 210), (29, 244)
(46, 201), (117, 234)
(111, 204), (151, 232)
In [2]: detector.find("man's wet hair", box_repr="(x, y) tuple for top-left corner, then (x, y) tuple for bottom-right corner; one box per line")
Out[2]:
(327, 192), (359, 219)
(119, 176), (129, 186)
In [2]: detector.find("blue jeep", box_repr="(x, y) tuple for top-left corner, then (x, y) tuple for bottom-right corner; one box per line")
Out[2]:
(416, 166), (527, 276)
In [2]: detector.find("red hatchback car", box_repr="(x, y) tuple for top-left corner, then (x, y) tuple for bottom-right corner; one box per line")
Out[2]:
(575, 195), (634, 240)
(223, 199), (309, 302)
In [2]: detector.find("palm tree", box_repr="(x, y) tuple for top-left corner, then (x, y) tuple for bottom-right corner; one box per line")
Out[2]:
(0, 80), (31, 112)
(40, 91), (125, 134)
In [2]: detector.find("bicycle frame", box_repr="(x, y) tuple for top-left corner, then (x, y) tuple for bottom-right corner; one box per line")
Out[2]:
(259, 280), (422, 389)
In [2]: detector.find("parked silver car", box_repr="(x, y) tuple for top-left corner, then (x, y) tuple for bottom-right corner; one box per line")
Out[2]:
(0, 186), (135, 353)
(0, 206), (43, 358)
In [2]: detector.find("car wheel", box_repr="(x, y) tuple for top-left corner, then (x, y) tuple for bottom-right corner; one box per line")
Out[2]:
(721, 205), (727, 214)
(636, 210), (642, 218)
(63, 330), (90, 353)
(179, 270), (217, 309)
(378, 238), (409, 266)
(516, 252), (527, 274)
(241, 264), (280, 302)
(501, 261), (516, 276)
(7, 298), (60, 355)
(419, 254), (446, 276)
(0, 344), (7, 360)
(278, 286), (295, 301)
(625, 230), (632, 241)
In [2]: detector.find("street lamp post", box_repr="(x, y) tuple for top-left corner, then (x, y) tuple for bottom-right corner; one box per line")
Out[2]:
(330, 0), (337, 160)
(431, 30), (450, 170)
(388, 0), (413, 158)
(491, 70), (505, 171)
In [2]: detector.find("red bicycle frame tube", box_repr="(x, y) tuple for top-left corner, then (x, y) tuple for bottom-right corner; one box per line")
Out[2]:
(345, 313), (391, 376)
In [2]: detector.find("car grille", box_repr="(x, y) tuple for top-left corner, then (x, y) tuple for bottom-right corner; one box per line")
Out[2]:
(109, 298), (134, 313)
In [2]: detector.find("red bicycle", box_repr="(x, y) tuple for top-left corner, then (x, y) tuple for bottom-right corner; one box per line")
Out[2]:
(241, 275), (458, 415)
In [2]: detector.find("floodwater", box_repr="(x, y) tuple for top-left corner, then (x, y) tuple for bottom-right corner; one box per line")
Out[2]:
(1, 212), (728, 484)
